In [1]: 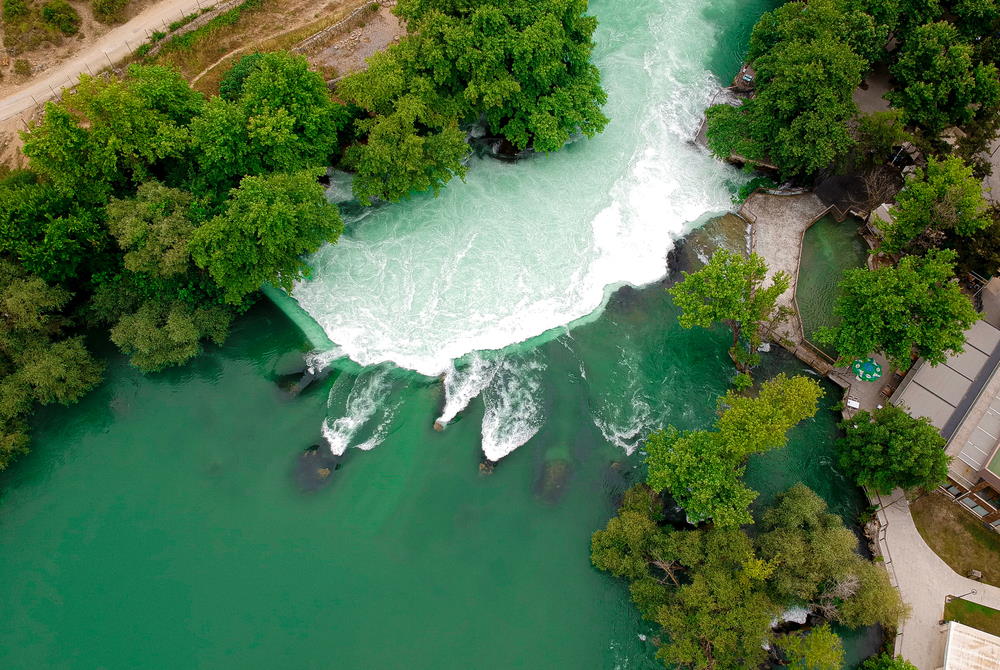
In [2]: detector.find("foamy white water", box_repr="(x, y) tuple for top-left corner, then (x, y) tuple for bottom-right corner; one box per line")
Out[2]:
(480, 355), (546, 461)
(435, 353), (499, 428)
(322, 368), (396, 455)
(294, 0), (743, 380)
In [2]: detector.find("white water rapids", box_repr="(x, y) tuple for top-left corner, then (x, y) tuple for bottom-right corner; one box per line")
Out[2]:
(294, 0), (749, 459)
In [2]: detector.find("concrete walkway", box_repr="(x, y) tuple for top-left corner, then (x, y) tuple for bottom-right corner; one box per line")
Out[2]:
(872, 488), (1000, 669)
(0, 0), (210, 121)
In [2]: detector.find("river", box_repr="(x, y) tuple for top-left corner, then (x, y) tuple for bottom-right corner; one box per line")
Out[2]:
(0, 0), (879, 667)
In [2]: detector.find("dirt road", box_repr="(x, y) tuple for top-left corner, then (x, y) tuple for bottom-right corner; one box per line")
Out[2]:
(0, 0), (210, 121)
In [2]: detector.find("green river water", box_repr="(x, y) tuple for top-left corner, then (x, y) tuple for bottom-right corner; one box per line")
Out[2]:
(0, 0), (881, 668)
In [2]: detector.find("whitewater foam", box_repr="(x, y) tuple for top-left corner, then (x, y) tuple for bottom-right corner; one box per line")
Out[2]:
(322, 368), (396, 455)
(480, 355), (546, 461)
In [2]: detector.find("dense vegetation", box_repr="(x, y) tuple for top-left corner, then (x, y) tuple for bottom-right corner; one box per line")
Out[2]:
(838, 406), (951, 493)
(645, 374), (822, 527)
(592, 483), (906, 670)
(0, 0), (608, 472)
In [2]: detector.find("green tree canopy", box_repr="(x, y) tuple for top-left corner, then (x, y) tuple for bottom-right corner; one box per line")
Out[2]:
(779, 624), (844, 670)
(669, 250), (789, 373)
(190, 170), (344, 304)
(748, 0), (886, 66)
(106, 181), (199, 278)
(816, 249), (978, 366)
(888, 21), (1000, 132)
(22, 65), (205, 203)
(645, 375), (822, 527)
(861, 654), (920, 670)
(885, 156), (991, 254)
(110, 298), (232, 372)
(837, 405), (950, 493)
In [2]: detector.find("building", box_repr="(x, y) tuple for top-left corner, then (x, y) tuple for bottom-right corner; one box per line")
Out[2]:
(937, 621), (1000, 670)
(890, 320), (1000, 530)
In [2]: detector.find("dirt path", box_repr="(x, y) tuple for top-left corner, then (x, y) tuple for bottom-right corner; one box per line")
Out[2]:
(0, 0), (210, 121)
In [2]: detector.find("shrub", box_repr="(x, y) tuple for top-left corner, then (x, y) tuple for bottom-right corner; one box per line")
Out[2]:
(41, 0), (81, 35)
(3, 0), (28, 19)
(13, 59), (31, 77)
(135, 43), (152, 58)
(92, 0), (128, 22)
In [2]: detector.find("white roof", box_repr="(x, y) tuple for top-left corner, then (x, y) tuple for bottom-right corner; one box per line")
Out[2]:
(942, 621), (1000, 670)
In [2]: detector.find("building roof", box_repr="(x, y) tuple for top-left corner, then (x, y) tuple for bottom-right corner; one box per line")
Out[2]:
(891, 320), (1000, 441)
(941, 621), (1000, 670)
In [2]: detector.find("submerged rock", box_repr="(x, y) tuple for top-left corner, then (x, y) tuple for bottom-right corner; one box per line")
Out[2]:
(294, 445), (344, 492)
(535, 458), (572, 504)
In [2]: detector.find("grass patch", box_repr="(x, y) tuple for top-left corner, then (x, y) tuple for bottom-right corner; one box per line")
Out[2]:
(911, 491), (1000, 587)
(943, 598), (1000, 637)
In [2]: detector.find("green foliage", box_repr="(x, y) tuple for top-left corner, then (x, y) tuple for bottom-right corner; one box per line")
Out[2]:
(645, 375), (822, 527)
(339, 0), (607, 202)
(106, 182), (198, 278)
(3, 0), (28, 19)
(190, 170), (343, 304)
(40, 0), (80, 35)
(0, 261), (103, 470)
(668, 250), (789, 373)
(710, 0), (868, 176)
(854, 110), (909, 167)
(885, 156), (990, 254)
(13, 59), (31, 77)
(861, 654), (919, 670)
(135, 43), (152, 58)
(22, 65), (206, 203)
(950, 204), (1000, 278)
(756, 483), (860, 601)
(837, 405), (950, 493)
(92, 0), (128, 22)
(888, 21), (1000, 132)
(779, 624), (844, 670)
(110, 298), (231, 372)
(192, 52), (352, 191)
(591, 484), (906, 670)
(816, 249), (978, 366)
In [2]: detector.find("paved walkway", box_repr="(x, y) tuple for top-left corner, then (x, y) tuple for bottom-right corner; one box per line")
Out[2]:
(0, 0), (210, 121)
(873, 488), (1000, 669)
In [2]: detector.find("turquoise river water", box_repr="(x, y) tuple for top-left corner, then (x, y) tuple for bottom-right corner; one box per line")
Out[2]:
(0, 0), (880, 668)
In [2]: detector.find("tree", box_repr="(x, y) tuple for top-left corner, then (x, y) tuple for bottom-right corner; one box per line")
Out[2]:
(779, 624), (844, 670)
(191, 52), (353, 191)
(837, 405), (950, 493)
(110, 299), (232, 372)
(669, 250), (789, 373)
(22, 65), (205, 203)
(884, 156), (990, 253)
(748, 0), (886, 66)
(106, 182), (199, 277)
(888, 21), (1000, 132)
(854, 110), (909, 167)
(836, 560), (908, 628)
(645, 375), (822, 527)
(190, 170), (344, 304)
(951, 204), (1000, 278)
(861, 654), (919, 670)
(755, 484), (860, 602)
(816, 249), (978, 366)
(0, 261), (103, 469)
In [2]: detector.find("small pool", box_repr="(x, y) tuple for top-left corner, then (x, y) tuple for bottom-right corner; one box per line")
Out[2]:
(797, 215), (869, 356)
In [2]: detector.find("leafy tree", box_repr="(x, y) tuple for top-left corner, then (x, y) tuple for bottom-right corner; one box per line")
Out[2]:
(0, 261), (103, 469)
(816, 249), (978, 366)
(669, 250), (789, 373)
(756, 484), (860, 601)
(861, 654), (919, 670)
(748, 0), (886, 66)
(837, 405), (950, 493)
(106, 182), (199, 277)
(645, 375), (822, 527)
(894, 0), (942, 36)
(837, 560), (908, 628)
(854, 109), (909, 167)
(41, 0), (81, 34)
(110, 298), (231, 372)
(888, 21), (1000, 132)
(884, 156), (990, 253)
(0, 172), (106, 282)
(192, 52), (353, 191)
(779, 624), (844, 670)
(951, 204), (1000, 278)
(22, 66), (205, 203)
(190, 170), (343, 304)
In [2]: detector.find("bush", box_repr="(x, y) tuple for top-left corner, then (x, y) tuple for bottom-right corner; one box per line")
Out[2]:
(3, 0), (28, 19)
(860, 653), (918, 670)
(134, 43), (152, 58)
(13, 59), (31, 77)
(92, 0), (128, 22)
(41, 0), (81, 35)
